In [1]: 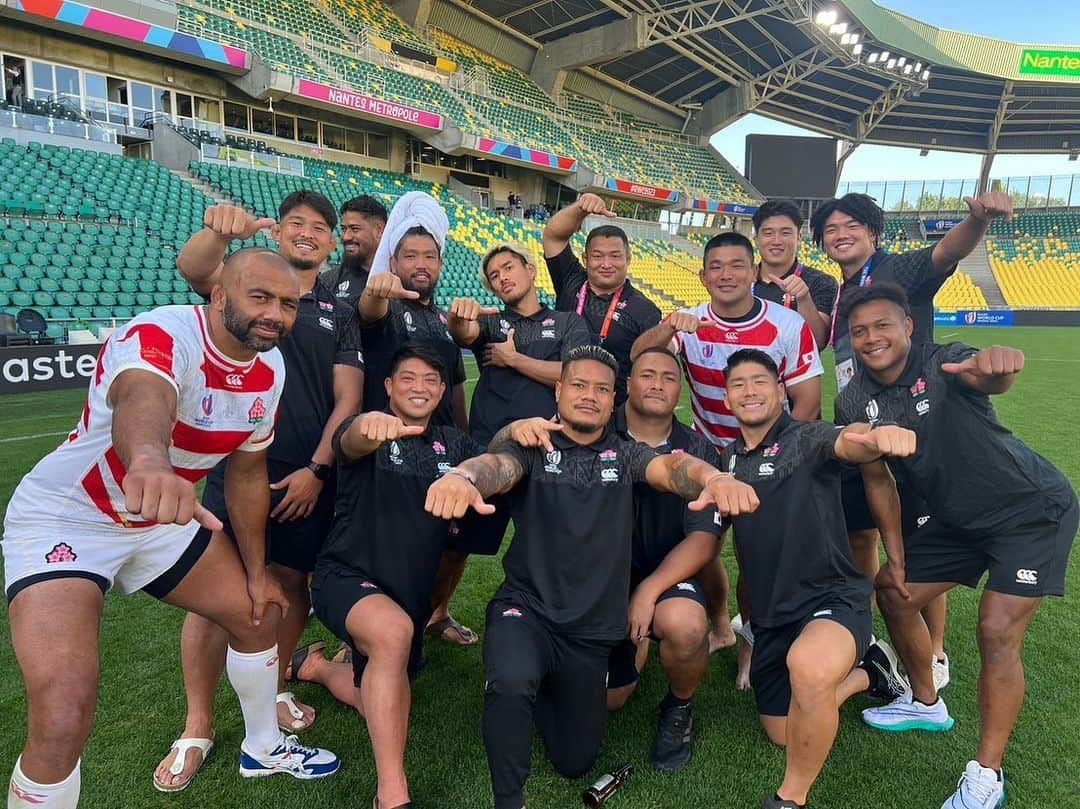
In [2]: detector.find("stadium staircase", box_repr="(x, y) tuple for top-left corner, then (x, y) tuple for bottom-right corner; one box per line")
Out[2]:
(958, 240), (1007, 307)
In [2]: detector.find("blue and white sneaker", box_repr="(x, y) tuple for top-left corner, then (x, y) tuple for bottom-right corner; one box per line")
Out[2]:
(941, 760), (1005, 808)
(862, 691), (955, 733)
(239, 734), (340, 780)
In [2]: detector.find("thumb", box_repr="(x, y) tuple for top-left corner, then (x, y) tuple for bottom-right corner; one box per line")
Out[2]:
(471, 492), (496, 515)
(940, 359), (973, 374)
(269, 478), (288, 490)
(962, 196), (979, 211)
(841, 430), (877, 446)
(481, 306), (501, 315)
(400, 424), (426, 436)
(506, 328), (516, 344)
(543, 419), (564, 430)
(251, 595), (265, 627)
(397, 288), (421, 299)
(767, 274), (785, 286)
(687, 491), (714, 511)
(194, 503), (223, 532)
(253, 217), (275, 231)
(602, 208), (617, 218)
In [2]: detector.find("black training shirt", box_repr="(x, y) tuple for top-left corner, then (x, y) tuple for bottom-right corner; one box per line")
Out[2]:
(326, 263), (370, 308)
(835, 342), (1076, 534)
(755, 261), (838, 317)
(468, 305), (591, 445)
(315, 416), (483, 621)
(720, 415), (871, 628)
(833, 247), (954, 391)
(495, 428), (658, 640)
(612, 407), (723, 580)
(361, 298), (466, 428)
(545, 245), (662, 404)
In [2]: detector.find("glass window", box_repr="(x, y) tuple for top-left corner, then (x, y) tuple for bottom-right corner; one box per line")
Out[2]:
(942, 179), (963, 211)
(1006, 177), (1030, 210)
(297, 117), (318, 144)
(346, 128), (365, 154)
(1027, 175), (1051, 210)
(175, 93), (193, 118)
(84, 72), (106, 100)
(55, 65), (79, 101)
(1049, 175), (1071, 208)
(130, 82), (154, 111)
(882, 181), (904, 212)
(323, 124), (346, 151)
(274, 113), (295, 140)
(195, 96), (220, 123)
(367, 132), (388, 159)
(224, 102), (248, 130)
(251, 108), (273, 135)
(30, 61), (52, 97)
(865, 182), (885, 205)
(156, 89), (171, 114)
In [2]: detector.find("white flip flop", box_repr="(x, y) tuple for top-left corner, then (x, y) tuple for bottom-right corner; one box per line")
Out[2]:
(152, 736), (214, 793)
(276, 691), (315, 732)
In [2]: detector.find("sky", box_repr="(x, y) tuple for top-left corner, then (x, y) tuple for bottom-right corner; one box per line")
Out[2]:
(709, 0), (1080, 186)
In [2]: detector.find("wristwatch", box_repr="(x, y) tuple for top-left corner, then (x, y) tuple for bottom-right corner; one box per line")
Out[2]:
(306, 461), (332, 481)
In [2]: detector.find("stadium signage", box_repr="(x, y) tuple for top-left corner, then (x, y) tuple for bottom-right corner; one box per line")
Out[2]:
(691, 199), (759, 216)
(604, 178), (679, 203)
(933, 310), (1015, 327)
(1018, 49), (1080, 77)
(0, 344), (102, 394)
(296, 79), (443, 131)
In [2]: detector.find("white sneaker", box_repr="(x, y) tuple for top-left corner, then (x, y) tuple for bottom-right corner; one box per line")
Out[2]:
(239, 734), (340, 779)
(862, 691), (954, 733)
(940, 760), (1005, 809)
(933, 655), (951, 691)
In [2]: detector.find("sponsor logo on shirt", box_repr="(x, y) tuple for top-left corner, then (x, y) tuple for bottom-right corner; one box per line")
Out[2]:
(702, 344), (714, 358)
(762, 442), (780, 457)
(1015, 568), (1038, 585)
(225, 373), (244, 388)
(500, 319), (511, 334)
(319, 299), (335, 311)
(437, 461), (451, 474)
(724, 331), (740, 343)
(758, 462), (775, 476)
(599, 450), (618, 461)
(544, 449), (562, 474)
(915, 399), (930, 416)
(201, 394), (213, 416)
(865, 399), (880, 423)
(319, 316), (334, 331)
(541, 329), (556, 339)
(337, 281), (350, 295)
(600, 468), (619, 483)
(248, 397), (266, 424)
(813, 609), (833, 618)
(45, 542), (77, 563)
(360, 580), (377, 589)
(910, 378), (927, 397)
(502, 607), (523, 618)
(403, 311), (415, 333)
(542, 318), (556, 326)
(676, 582), (696, 592)
(917, 515), (931, 527)
(390, 441), (403, 465)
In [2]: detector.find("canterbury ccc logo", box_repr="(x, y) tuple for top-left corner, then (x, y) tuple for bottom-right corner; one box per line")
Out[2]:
(1015, 569), (1038, 585)
(225, 373), (244, 387)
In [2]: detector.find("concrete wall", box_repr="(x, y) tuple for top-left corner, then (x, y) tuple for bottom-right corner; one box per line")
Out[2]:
(0, 124), (121, 154)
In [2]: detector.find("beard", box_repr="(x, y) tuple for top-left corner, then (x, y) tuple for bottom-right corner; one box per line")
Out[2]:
(223, 300), (283, 352)
(340, 247), (368, 272)
(562, 413), (607, 434)
(401, 273), (434, 300)
(499, 286), (530, 309)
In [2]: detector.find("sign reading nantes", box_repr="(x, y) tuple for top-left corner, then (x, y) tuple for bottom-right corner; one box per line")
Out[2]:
(1018, 48), (1080, 77)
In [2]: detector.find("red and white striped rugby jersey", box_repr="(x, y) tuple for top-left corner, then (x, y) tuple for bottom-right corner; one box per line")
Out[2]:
(11, 305), (285, 529)
(673, 299), (823, 448)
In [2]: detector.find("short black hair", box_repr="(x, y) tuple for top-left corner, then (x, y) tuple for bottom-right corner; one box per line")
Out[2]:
(562, 344), (618, 380)
(809, 193), (884, 249)
(632, 346), (682, 373)
(838, 283), (912, 323)
(388, 343), (446, 378)
(278, 190), (337, 230)
(393, 225), (439, 258)
(724, 348), (779, 379)
(753, 199), (803, 231)
(703, 231), (754, 266)
(340, 195), (388, 224)
(584, 224), (630, 257)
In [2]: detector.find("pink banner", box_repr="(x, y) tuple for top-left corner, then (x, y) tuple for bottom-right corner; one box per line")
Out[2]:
(297, 79), (443, 131)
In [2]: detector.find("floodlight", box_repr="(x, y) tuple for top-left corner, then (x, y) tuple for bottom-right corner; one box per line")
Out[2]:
(852, 43), (864, 55)
(815, 9), (837, 25)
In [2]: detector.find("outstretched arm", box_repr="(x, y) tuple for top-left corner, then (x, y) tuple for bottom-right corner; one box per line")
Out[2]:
(177, 205), (274, 295)
(338, 411), (425, 461)
(542, 192), (614, 258)
(423, 451), (526, 519)
(834, 423), (917, 465)
(931, 191), (1012, 276)
(629, 311), (707, 361)
(940, 345), (1024, 395)
(645, 452), (759, 516)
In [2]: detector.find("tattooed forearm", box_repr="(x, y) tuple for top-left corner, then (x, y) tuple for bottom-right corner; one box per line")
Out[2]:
(459, 453), (524, 496)
(487, 423), (517, 453)
(667, 454), (711, 500)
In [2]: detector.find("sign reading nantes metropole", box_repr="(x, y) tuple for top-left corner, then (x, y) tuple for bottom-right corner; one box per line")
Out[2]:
(1018, 48), (1080, 77)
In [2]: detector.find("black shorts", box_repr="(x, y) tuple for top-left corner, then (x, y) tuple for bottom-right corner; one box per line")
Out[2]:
(310, 564), (425, 686)
(842, 470), (927, 537)
(201, 459), (336, 573)
(446, 500), (511, 556)
(751, 599), (872, 717)
(606, 578), (710, 690)
(904, 499), (1078, 598)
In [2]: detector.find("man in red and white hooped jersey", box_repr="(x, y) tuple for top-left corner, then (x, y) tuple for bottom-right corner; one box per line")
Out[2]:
(632, 231), (823, 448)
(631, 230), (823, 664)
(4, 249), (339, 809)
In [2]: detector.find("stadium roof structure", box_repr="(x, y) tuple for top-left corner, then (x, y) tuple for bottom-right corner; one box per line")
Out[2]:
(444, 0), (1080, 171)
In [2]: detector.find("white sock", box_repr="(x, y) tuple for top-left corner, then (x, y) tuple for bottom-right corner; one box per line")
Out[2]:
(226, 645), (283, 756)
(8, 757), (80, 809)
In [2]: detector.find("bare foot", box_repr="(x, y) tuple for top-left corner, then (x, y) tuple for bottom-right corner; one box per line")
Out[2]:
(735, 640), (752, 691)
(277, 692), (316, 731)
(283, 641), (326, 683)
(709, 625), (737, 654)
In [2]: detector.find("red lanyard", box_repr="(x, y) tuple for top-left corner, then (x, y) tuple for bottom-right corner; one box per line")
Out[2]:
(827, 257), (875, 347)
(577, 281), (624, 343)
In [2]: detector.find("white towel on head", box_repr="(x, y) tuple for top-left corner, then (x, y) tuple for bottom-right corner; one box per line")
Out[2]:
(368, 191), (450, 277)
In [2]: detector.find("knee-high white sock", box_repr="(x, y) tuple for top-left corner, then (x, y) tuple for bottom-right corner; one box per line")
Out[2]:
(8, 757), (80, 809)
(226, 645), (282, 756)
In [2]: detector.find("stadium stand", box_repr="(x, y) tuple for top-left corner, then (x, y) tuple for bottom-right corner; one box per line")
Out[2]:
(988, 237), (1080, 308)
(988, 211), (1080, 239)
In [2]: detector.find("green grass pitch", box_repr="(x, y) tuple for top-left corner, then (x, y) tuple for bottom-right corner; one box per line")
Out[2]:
(0, 326), (1077, 807)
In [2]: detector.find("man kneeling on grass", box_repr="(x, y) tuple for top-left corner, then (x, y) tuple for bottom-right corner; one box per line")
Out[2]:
(309, 344), (486, 809)
(719, 348), (914, 809)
